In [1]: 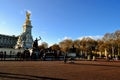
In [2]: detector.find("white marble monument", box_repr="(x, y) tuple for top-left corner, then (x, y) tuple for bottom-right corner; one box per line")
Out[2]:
(15, 11), (33, 49)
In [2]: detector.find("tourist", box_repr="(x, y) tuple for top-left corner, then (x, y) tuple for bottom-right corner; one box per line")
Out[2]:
(3, 51), (6, 61)
(64, 53), (67, 63)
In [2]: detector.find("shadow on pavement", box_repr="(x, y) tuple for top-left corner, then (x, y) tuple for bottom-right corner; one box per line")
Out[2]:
(0, 72), (67, 80)
(68, 62), (120, 68)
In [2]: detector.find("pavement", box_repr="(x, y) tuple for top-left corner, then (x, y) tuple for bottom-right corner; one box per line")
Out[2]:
(0, 60), (120, 80)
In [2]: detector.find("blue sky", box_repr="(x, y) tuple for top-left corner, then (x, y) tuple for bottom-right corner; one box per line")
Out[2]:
(0, 0), (120, 46)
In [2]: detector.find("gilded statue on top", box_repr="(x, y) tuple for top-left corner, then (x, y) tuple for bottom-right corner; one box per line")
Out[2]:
(26, 11), (31, 20)
(25, 11), (31, 25)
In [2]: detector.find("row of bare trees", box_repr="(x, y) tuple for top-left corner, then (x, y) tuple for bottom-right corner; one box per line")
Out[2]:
(38, 30), (120, 58)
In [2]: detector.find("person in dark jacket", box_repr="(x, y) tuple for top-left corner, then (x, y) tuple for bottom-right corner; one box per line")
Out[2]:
(64, 53), (67, 63)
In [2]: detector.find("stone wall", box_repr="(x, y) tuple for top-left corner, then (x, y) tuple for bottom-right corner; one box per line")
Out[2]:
(0, 48), (24, 55)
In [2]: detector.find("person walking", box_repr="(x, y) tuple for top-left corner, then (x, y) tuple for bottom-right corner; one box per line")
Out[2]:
(64, 53), (67, 63)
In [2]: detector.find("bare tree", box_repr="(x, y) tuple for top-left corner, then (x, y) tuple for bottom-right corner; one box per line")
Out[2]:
(50, 44), (60, 51)
(39, 42), (48, 49)
(59, 39), (73, 53)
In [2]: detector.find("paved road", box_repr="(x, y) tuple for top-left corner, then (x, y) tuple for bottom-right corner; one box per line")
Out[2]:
(0, 61), (120, 80)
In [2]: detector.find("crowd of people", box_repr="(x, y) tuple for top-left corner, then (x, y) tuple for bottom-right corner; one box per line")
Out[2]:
(0, 48), (63, 61)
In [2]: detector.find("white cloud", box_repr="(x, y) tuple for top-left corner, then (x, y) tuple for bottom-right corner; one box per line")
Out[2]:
(57, 38), (61, 42)
(57, 36), (72, 42)
(78, 35), (103, 40)
(57, 35), (103, 44)
(63, 36), (72, 40)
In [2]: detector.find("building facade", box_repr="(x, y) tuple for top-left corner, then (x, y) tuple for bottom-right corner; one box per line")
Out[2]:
(0, 34), (18, 48)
